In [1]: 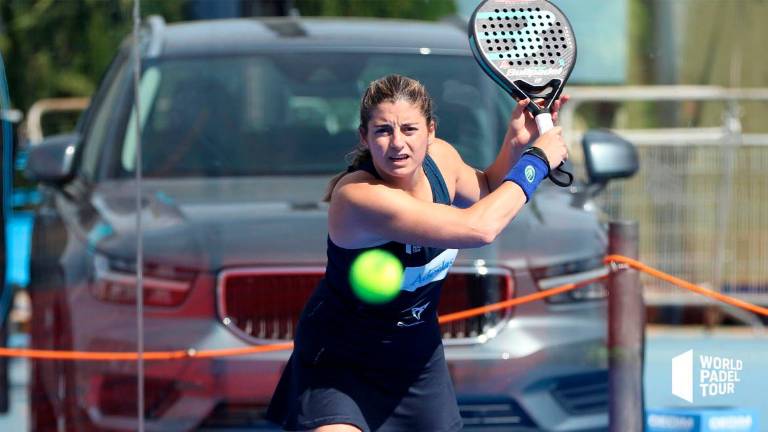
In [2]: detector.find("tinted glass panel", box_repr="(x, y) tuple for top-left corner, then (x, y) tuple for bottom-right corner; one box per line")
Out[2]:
(114, 53), (509, 178)
(80, 53), (131, 180)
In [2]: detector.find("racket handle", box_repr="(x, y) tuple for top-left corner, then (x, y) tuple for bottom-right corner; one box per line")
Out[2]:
(533, 112), (574, 187)
(534, 112), (554, 134)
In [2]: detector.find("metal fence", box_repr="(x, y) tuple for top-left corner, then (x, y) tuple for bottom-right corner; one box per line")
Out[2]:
(561, 86), (768, 306)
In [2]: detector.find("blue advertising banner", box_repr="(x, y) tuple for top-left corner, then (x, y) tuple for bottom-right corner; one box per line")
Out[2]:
(646, 407), (759, 432)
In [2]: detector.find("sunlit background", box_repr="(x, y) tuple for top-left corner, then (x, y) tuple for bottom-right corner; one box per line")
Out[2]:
(1, 1), (767, 431)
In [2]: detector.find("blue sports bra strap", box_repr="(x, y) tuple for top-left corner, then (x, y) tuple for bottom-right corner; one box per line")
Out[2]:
(423, 154), (451, 205)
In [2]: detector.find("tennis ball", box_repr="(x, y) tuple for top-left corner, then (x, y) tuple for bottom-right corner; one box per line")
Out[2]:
(349, 249), (404, 304)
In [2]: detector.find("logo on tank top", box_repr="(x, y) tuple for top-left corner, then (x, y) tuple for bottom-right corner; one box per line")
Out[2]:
(400, 249), (458, 292)
(397, 301), (431, 327)
(410, 302), (429, 320)
(405, 244), (422, 254)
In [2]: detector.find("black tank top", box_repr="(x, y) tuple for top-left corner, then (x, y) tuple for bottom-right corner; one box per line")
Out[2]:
(294, 154), (457, 369)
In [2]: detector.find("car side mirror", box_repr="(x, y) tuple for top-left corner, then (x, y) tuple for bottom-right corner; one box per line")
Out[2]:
(25, 132), (80, 184)
(582, 129), (639, 185)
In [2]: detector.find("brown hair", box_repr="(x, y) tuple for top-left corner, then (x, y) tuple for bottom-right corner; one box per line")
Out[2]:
(323, 74), (435, 201)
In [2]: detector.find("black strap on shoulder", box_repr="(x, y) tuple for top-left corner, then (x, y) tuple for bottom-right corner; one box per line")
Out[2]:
(423, 154), (451, 205)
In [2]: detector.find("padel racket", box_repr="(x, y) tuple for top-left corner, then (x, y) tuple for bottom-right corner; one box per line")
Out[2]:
(469, 0), (576, 186)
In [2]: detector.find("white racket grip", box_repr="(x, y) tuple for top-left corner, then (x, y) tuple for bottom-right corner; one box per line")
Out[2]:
(535, 113), (554, 133)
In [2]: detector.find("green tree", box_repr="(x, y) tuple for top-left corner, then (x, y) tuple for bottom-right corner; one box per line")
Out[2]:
(0, 0), (184, 114)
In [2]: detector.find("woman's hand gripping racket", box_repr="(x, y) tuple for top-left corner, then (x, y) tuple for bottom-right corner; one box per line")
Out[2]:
(469, 0), (576, 187)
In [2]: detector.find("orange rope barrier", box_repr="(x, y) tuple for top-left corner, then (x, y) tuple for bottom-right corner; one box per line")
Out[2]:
(605, 254), (768, 317)
(2, 254), (766, 361)
(0, 342), (294, 361)
(437, 274), (610, 324)
(0, 276), (608, 361)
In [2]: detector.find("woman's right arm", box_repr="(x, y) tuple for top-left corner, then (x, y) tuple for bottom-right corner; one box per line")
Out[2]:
(452, 98), (570, 207)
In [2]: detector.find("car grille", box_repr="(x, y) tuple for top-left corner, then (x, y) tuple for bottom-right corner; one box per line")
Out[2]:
(217, 266), (513, 343)
(438, 267), (514, 342)
(218, 268), (320, 341)
(550, 370), (609, 415)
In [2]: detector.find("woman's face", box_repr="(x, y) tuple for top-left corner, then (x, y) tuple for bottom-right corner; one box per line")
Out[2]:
(361, 99), (435, 181)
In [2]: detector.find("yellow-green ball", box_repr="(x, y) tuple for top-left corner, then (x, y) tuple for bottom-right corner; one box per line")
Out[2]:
(349, 249), (404, 304)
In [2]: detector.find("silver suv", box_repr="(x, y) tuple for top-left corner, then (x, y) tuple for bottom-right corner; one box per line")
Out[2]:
(25, 16), (637, 431)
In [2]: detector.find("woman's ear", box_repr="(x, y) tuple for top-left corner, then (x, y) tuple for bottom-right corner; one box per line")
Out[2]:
(428, 119), (436, 143)
(358, 126), (368, 147)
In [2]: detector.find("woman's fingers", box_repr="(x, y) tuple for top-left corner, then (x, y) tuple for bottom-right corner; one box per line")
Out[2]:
(534, 126), (568, 169)
(512, 98), (530, 117)
(552, 94), (570, 113)
(551, 94), (570, 124)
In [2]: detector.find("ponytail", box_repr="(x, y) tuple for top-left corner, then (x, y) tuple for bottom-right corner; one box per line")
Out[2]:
(322, 146), (371, 202)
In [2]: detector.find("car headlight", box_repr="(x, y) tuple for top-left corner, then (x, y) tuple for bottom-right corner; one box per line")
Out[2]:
(91, 254), (195, 307)
(531, 256), (609, 303)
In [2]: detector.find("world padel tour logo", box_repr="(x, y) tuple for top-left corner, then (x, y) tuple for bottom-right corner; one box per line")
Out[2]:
(672, 349), (744, 403)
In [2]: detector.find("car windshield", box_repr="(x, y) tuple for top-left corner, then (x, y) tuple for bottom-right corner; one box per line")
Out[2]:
(114, 52), (511, 178)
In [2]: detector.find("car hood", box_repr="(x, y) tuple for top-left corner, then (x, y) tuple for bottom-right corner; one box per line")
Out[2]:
(84, 178), (605, 271)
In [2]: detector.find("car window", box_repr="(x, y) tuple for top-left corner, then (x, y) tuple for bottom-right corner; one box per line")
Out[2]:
(80, 53), (131, 180)
(113, 53), (509, 179)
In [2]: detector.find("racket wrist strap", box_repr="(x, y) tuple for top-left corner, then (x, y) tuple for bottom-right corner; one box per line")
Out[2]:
(522, 146), (551, 170)
(504, 154), (548, 203)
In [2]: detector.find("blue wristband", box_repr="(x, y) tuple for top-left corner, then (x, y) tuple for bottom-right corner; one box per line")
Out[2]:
(504, 154), (549, 202)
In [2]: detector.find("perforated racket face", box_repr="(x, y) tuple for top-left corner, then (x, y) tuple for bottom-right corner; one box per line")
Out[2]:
(470, 0), (577, 99)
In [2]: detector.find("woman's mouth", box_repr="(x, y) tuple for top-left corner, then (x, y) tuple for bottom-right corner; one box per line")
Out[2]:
(389, 155), (409, 161)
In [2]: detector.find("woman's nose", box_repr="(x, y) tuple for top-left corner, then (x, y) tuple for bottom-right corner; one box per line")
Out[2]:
(391, 129), (405, 148)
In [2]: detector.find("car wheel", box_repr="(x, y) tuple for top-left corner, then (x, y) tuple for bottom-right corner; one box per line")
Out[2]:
(31, 293), (98, 432)
(52, 299), (100, 432)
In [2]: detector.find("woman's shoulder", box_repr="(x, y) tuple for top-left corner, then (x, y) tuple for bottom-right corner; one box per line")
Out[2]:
(428, 138), (465, 186)
(429, 138), (464, 168)
(329, 169), (381, 203)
